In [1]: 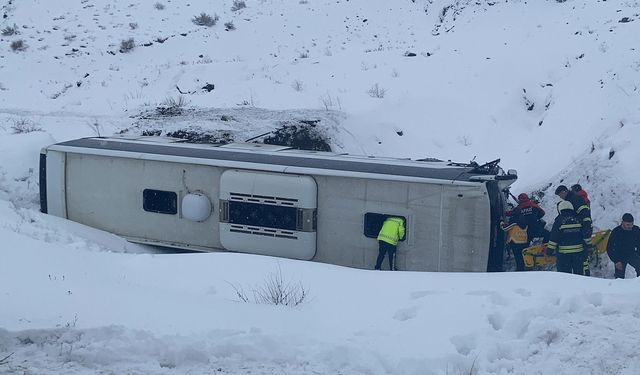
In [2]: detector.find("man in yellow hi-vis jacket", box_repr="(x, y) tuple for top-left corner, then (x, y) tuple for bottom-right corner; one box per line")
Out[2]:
(375, 217), (405, 270)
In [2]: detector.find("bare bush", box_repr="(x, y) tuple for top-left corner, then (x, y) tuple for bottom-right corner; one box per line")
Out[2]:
(154, 2), (165, 10)
(120, 38), (135, 53)
(320, 93), (341, 110)
(292, 80), (304, 92)
(86, 120), (102, 136)
(1, 24), (19, 36)
(11, 118), (43, 134)
(231, 0), (247, 11)
(129, 22), (138, 30)
(10, 39), (27, 52)
(231, 267), (308, 307)
(192, 12), (219, 27)
(367, 83), (386, 98)
(224, 21), (236, 31)
(156, 96), (189, 116)
(457, 135), (472, 146)
(0, 352), (13, 366)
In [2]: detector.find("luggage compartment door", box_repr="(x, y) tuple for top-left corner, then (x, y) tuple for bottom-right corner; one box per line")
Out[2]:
(219, 170), (317, 260)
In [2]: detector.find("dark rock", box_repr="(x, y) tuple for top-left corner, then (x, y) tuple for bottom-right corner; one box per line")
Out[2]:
(263, 121), (331, 151)
(142, 129), (162, 136)
(166, 129), (234, 144)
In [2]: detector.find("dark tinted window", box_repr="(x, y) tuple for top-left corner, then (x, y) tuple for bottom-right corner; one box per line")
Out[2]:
(229, 201), (297, 230)
(364, 213), (406, 241)
(143, 189), (177, 215)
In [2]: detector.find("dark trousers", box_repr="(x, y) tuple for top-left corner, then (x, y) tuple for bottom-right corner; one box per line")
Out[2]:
(614, 252), (640, 279)
(583, 250), (591, 277)
(557, 251), (587, 275)
(528, 224), (550, 244)
(510, 243), (527, 271)
(375, 240), (396, 270)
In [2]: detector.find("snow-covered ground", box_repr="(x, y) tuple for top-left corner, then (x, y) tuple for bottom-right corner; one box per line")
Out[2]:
(2, 0), (640, 373)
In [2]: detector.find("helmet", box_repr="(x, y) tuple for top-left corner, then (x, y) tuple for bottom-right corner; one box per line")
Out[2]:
(571, 184), (582, 192)
(517, 193), (529, 202)
(557, 200), (574, 214)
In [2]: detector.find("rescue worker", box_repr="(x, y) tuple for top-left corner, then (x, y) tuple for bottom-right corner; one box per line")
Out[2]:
(547, 200), (591, 275)
(571, 184), (590, 206)
(606, 213), (640, 279)
(555, 184), (593, 275)
(375, 216), (405, 271)
(501, 216), (528, 271)
(510, 193), (549, 244)
(555, 185), (592, 237)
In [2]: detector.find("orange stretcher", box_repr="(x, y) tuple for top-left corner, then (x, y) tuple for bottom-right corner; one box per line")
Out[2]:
(522, 229), (611, 269)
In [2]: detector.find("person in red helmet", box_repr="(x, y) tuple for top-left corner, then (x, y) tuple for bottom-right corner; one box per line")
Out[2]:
(510, 193), (549, 244)
(571, 184), (590, 206)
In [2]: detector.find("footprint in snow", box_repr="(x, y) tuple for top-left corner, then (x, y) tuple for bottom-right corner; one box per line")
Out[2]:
(466, 290), (509, 306)
(393, 306), (419, 321)
(410, 290), (440, 299)
(450, 334), (477, 356)
(487, 312), (504, 331)
(513, 288), (531, 297)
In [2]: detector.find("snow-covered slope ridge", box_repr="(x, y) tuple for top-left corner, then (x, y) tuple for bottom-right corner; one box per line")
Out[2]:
(0, 0), (638, 212)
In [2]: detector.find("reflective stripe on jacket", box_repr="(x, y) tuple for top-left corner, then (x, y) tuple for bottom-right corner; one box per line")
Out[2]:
(547, 213), (590, 254)
(502, 223), (528, 244)
(377, 217), (405, 246)
(566, 191), (592, 239)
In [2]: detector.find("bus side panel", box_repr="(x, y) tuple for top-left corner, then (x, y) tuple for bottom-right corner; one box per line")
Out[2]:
(43, 150), (67, 218)
(438, 184), (491, 272)
(64, 153), (222, 249)
(313, 176), (368, 268)
(403, 182), (442, 271)
(313, 176), (443, 271)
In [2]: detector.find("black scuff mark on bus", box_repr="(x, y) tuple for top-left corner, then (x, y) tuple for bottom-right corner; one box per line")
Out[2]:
(486, 180), (505, 272)
(39, 153), (48, 214)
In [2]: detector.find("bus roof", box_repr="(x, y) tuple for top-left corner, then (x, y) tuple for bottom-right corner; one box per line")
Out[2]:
(48, 136), (515, 184)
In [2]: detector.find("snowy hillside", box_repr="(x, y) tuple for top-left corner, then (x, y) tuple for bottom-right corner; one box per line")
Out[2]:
(2, 0), (640, 373)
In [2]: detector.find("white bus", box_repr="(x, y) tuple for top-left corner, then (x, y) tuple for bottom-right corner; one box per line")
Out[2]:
(39, 136), (517, 272)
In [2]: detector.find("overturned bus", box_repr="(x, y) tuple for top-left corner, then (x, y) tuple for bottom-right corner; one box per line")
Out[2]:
(39, 136), (517, 272)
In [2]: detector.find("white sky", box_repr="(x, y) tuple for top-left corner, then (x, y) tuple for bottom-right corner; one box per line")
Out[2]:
(1, 0), (640, 373)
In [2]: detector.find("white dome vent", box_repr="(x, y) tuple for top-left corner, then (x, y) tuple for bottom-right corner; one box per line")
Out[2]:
(181, 192), (212, 222)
